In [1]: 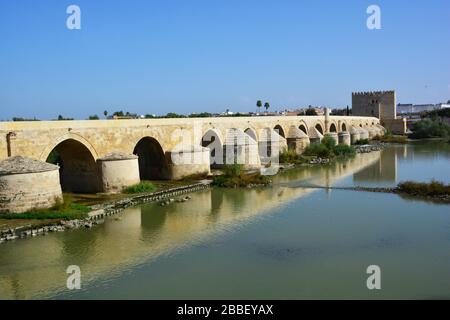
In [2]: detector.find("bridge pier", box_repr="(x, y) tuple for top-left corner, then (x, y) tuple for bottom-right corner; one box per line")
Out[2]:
(286, 126), (310, 155)
(97, 152), (140, 193)
(259, 129), (287, 165)
(309, 127), (324, 144)
(166, 146), (211, 180)
(350, 127), (361, 144)
(338, 132), (351, 146)
(0, 156), (63, 214)
(223, 129), (261, 169)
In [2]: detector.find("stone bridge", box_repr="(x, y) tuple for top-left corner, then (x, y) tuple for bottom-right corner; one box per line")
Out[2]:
(0, 114), (381, 195)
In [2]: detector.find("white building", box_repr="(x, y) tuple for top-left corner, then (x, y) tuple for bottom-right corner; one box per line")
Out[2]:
(397, 103), (450, 115)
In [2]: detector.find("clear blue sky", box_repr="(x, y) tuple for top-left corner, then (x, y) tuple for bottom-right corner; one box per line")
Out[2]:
(1, 0), (449, 120)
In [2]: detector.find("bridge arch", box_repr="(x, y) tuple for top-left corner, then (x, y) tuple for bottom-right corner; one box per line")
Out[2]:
(40, 133), (98, 162)
(274, 125), (285, 138)
(44, 136), (99, 193)
(314, 122), (324, 135)
(298, 121), (308, 135)
(201, 129), (223, 168)
(133, 137), (169, 180)
(244, 128), (258, 141)
(329, 122), (337, 133)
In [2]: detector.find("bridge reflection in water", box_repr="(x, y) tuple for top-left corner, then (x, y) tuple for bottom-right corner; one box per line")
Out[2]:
(0, 150), (388, 299)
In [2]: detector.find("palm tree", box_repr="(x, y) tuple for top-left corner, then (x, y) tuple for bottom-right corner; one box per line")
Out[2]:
(264, 102), (270, 113)
(256, 100), (262, 114)
(103, 110), (108, 119)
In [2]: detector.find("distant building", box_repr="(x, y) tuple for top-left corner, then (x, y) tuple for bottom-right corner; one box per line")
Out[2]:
(397, 103), (450, 116)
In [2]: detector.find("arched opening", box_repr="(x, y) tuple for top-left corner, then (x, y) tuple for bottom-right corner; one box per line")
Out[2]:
(299, 124), (308, 135)
(315, 124), (324, 135)
(133, 137), (169, 180)
(329, 123), (337, 132)
(201, 129), (223, 168)
(342, 123), (347, 132)
(359, 124), (363, 128)
(46, 139), (99, 193)
(274, 125), (285, 138)
(244, 128), (257, 141)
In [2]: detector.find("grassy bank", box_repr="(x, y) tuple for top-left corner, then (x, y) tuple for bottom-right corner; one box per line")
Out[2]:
(372, 131), (408, 144)
(123, 181), (157, 194)
(0, 195), (90, 220)
(212, 164), (271, 188)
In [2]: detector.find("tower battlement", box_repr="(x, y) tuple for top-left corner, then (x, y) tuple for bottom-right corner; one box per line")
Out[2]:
(352, 90), (395, 96)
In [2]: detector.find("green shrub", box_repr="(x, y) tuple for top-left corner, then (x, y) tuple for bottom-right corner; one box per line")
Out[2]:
(321, 136), (337, 149)
(123, 181), (157, 194)
(355, 138), (370, 145)
(410, 119), (450, 139)
(223, 164), (244, 177)
(303, 143), (333, 158)
(333, 144), (356, 157)
(212, 172), (271, 188)
(213, 164), (271, 188)
(279, 149), (300, 164)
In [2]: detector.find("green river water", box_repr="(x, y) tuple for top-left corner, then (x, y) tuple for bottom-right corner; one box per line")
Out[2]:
(1, 142), (450, 299)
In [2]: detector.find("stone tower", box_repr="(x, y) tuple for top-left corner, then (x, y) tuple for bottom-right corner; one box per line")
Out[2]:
(352, 90), (406, 134)
(352, 90), (397, 121)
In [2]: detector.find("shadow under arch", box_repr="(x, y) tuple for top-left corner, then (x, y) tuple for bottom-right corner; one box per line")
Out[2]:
(341, 122), (348, 132)
(315, 123), (324, 135)
(201, 129), (223, 168)
(133, 137), (169, 180)
(274, 125), (285, 138)
(45, 138), (99, 193)
(244, 128), (257, 141)
(329, 123), (337, 133)
(298, 121), (308, 135)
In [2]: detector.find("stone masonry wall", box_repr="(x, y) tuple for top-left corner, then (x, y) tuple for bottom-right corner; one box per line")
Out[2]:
(0, 170), (63, 214)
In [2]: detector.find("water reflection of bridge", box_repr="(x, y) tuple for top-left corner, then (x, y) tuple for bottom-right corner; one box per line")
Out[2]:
(0, 151), (382, 299)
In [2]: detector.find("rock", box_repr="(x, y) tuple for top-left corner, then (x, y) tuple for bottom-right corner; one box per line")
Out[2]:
(6, 235), (18, 241)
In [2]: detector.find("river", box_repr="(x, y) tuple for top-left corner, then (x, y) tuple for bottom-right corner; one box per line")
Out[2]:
(1, 142), (450, 299)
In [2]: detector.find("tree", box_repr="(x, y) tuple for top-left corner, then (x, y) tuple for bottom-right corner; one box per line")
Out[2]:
(103, 110), (108, 118)
(264, 102), (270, 113)
(305, 108), (318, 116)
(256, 100), (262, 113)
(88, 115), (99, 120)
(58, 115), (63, 121)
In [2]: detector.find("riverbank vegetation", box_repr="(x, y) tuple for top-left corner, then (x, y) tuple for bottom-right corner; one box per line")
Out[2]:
(123, 181), (157, 194)
(410, 119), (450, 140)
(354, 138), (370, 145)
(397, 180), (450, 198)
(371, 130), (408, 144)
(212, 164), (271, 188)
(0, 195), (90, 220)
(280, 137), (356, 165)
